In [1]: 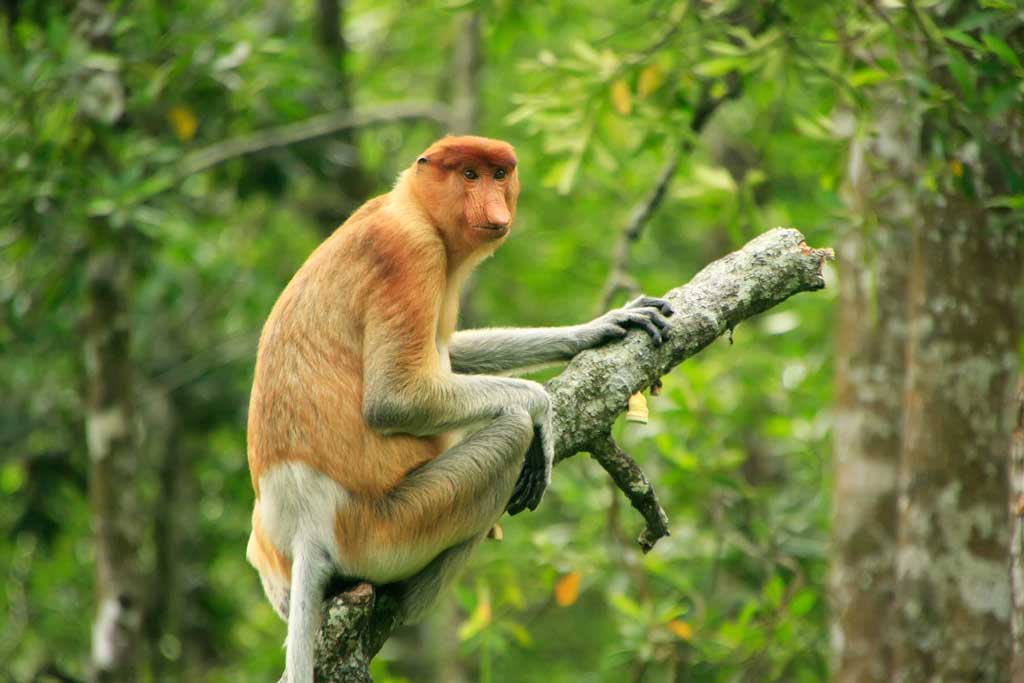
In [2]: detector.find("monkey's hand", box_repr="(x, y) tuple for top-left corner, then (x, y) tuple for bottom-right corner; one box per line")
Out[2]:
(506, 427), (550, 515)
(507, 388), (553, 516)
(580, 295), (675, 349)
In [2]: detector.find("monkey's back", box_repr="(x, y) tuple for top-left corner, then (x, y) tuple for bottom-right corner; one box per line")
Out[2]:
(247, 195), (447, 500)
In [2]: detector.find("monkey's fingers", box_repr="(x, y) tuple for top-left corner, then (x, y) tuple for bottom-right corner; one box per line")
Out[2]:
(506, 481), (530, 515)
(524, 426), (547, 467)
(527, 471), (549, 511)
(619, 311), (667, 346)
(627, 296), (675, 317)
(506, 464), (532, 515)
(509, 473), (545, 515)
(507, 495), (527, 516)
(507, 467), (545, 515)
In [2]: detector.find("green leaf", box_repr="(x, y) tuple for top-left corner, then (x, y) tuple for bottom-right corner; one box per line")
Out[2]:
(982, 34), (1023, 70)
(848, 68), (890, 88)
(1, 461), (25, 494)
(609, 593), (644, 620)
(943, 30), (984, 52)
(789, 589), (817, 616)
(987, 194), (1024, 210)
(946, 48), (975, 98)
(694, 56), (744, 78)
(87, 198), (116, 217)
(954, 10), (1001, 32)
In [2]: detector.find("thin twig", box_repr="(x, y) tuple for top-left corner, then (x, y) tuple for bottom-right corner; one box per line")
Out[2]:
(180, 101), (451, 177)
(598, 146), (682, 311)
(598, 77), (744, 314)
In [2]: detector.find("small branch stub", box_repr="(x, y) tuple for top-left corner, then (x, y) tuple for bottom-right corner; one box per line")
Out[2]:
(589, 433), (670, 552)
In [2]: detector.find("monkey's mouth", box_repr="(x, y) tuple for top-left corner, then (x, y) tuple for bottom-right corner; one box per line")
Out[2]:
(474, 224), (509, 237)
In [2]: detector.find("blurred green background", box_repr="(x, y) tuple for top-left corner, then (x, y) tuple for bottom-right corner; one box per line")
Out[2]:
(2, 1), (1020, 682)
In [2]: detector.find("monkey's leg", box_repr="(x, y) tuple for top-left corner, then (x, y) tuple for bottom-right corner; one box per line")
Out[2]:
(394, 536), (484, 622)
(373, 410), (534, 620)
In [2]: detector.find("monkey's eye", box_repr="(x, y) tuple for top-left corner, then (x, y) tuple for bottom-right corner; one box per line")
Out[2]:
(494, 169), (507, 180)
(463, 168), (479, 180)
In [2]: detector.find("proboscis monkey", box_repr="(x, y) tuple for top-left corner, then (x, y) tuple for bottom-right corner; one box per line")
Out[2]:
(245, 135), (673, 682)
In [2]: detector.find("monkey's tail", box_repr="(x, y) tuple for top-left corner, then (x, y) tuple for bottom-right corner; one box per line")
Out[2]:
(286, 543), (330, 683)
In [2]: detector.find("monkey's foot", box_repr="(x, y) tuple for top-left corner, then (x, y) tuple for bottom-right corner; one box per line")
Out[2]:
(505, 436), (548, 516)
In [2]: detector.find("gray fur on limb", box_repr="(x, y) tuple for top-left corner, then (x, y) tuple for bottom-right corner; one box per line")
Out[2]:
(291, 227), (834, 683)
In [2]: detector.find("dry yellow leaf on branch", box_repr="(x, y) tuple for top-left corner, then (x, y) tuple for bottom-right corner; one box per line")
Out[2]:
(554, 571), (581, 607)
(638, 64), (663, 97)
(168, 105), (198, 142)
(667, 619), (694, 641)
(611, 79), (632, 115)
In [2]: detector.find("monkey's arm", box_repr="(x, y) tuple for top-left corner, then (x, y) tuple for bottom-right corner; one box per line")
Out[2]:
(449, 296), (674, 375)
(364, 342), (554, 512)
(361, 254), (552, 443)
(363, 370), (550, 437)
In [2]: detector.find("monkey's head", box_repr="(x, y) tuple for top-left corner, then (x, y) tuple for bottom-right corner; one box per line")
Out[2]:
(408, 136), (520, 257)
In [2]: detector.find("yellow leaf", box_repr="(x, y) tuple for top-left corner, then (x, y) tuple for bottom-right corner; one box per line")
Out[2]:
(554, 571), (581, 607)
(457, 589), (492, 641)
(638, 64), (663, 98)
(949, 159), (963, 177)
(610, 79), (632, 116)
(168, 105), (198, 142)
(477, 596), (492, 624)
(667, 619), (694, 641)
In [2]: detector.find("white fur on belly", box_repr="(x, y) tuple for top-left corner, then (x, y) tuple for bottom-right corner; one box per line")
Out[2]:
(256, 461), (443, 583)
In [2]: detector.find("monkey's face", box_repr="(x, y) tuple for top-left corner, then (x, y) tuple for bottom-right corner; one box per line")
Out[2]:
(412, 136), (520, 256)
(457, 162), (519, 241)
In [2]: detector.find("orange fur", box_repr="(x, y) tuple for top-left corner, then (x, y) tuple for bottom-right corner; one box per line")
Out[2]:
(247, 136), (520, 585)
(249, 506), (291, 581)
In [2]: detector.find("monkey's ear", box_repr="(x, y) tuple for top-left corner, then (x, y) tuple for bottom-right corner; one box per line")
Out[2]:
(417, 156), (429, 165)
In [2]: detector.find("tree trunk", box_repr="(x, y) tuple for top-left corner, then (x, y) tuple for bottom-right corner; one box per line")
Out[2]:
(85, 246), (146, 683)
(893, 194), (1019, 682)
(1011, 381), (1024, 683)
(449, 11), (481, 136)
(830, 100), (915, 683)
(144, 387), (208, 682)
(73, 1), (148, 678)
(315, 0), (373, 229)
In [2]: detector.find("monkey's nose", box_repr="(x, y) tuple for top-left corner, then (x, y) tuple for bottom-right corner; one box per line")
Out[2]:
(486, 204), (511, 228)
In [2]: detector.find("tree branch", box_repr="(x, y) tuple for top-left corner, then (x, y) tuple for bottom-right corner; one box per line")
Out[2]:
(549, 228), (832, 459)
(588, 432), (670, 551)
(179, 102), (450, 177)
(302, 227), (835, 682)
(598, 146), (682, 310)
